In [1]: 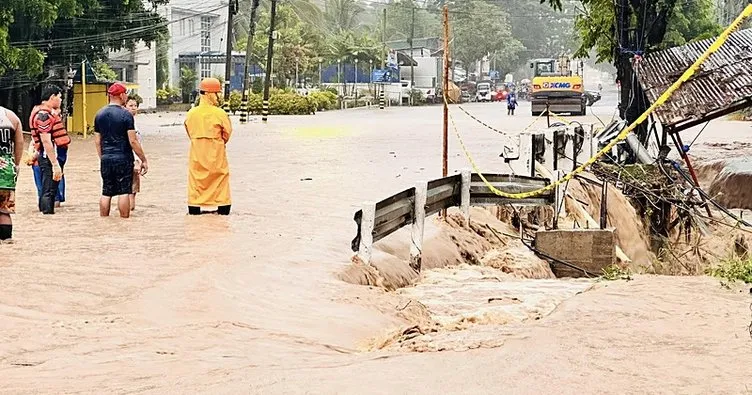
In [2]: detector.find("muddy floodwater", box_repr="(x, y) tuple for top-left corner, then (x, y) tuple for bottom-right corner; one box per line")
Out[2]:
(2, 100), (752, 393)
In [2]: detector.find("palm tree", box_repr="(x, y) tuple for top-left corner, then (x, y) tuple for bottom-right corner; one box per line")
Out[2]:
(324, 0), (364, 33)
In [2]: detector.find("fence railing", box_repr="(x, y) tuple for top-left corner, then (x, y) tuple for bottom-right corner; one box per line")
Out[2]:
(351, 170), (555, 270)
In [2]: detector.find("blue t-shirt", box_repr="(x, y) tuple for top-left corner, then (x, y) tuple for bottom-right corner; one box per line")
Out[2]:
(94, 104), (135, 162)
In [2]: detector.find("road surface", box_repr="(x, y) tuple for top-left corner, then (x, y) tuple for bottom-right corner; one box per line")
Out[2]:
(2, 95), (752, 394)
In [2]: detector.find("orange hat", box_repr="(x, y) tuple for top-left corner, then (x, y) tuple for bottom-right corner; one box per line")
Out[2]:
(199, 78), (222, 93)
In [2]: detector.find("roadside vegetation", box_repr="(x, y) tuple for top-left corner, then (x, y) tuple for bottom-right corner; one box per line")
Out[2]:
(707, 257), (752, 286)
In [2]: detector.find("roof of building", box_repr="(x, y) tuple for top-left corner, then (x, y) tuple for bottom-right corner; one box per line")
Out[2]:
(387, 37), (442, 52)
(636, 28), (752, 132)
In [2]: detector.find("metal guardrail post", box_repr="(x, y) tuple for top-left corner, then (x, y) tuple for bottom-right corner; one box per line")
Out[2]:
(553, 170), (565, 230)
(461, 169), (471, 228)
(511, 132), (535, 177)
(410, 181), (427, 272)
(358, 202), (376, 264)
(582, 126), (593, 163)
(543, 129), (556, 174)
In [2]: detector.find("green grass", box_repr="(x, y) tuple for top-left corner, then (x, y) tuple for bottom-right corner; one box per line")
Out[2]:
(706, 257), (752, 286)
(601, 264), (632, 281)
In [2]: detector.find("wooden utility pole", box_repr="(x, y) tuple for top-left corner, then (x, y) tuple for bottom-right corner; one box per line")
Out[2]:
(262, 0), (278, 123)
(441, 6), (450, 218)
(240, 0), (260, 124)
(223, 0), (238, 112)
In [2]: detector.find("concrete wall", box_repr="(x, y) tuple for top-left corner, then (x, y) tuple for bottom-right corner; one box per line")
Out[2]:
(109, 42), (158, 109)
(535, 229), (615, 278)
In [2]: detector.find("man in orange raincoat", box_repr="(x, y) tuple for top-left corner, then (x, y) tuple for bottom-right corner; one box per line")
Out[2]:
(184, 78), (232, 215)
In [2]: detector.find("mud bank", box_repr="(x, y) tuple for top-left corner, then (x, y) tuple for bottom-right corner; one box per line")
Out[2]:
(696, 157), (752, 210)
(339, 208), (554, 290)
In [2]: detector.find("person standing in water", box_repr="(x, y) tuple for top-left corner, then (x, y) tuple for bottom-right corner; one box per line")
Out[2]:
(94, 82), (148, 218)
(125, 96), (143, 211)
(0, 106), (23, 241)
(30, 85), (70, 214)
(507, 89), (518, 116)
(184, 77), (232, 215)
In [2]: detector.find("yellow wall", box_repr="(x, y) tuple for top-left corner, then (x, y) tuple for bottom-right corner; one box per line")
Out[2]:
(69, 83), (108, 135)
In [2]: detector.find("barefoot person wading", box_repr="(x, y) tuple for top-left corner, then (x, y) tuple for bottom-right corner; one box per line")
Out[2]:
(184, 78), (232, 215)
(94, 83), (148, 218)
(0, 106), (23, 241)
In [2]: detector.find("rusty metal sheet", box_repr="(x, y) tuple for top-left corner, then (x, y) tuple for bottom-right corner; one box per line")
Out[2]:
(636, 28), (752, 131)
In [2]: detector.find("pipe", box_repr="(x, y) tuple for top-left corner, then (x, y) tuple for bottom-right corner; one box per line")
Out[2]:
(625, 132), (654, 164)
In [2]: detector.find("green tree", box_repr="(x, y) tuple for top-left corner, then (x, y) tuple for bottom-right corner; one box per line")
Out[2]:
(383, 1), (441, 41)
(570, 0), (721, 64)
(156, 32), (170, 89)
(2, 0), (168, 79)
(451, 0), (524, 75)
(324, 0), (364, 33)
(179, 66), (197, 100)
(93, 60), (117, 81)
(660, 0), (723, 49)
(237, 3), (326, 87)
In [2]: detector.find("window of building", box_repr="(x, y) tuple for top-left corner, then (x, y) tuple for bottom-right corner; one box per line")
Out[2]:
(200, 16), (211, 52)
(189, 19), (195, 35)
(201, 62), (211, 79)
(180, 20), (185, 36)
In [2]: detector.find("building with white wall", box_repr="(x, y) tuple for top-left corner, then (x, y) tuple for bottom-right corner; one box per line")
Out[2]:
(109, 42), (158, 109)
(108, 0), (229, 108)
(161, 0), (229, 90)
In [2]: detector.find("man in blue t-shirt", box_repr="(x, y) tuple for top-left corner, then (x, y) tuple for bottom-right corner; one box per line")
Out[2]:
(94, 83), (148, 218)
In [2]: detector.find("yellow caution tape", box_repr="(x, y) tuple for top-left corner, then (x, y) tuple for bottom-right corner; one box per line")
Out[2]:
(447, 4), (752, 200)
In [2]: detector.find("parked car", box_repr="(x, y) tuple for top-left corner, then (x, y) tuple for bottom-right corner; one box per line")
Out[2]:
(584, 90), (602, 106)
(461, 90), (471, 103)
(494, 89), (508, 102)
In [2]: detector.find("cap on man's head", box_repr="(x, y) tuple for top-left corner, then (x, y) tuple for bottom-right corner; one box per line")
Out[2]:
(107, 82), (128, 96)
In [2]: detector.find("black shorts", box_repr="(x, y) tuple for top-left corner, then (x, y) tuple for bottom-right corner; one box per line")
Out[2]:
(101, 159), (134, 197)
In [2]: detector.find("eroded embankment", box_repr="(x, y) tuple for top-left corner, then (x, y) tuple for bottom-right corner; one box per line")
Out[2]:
(696, 157), (752, 211)
(340, 173), (752, 352)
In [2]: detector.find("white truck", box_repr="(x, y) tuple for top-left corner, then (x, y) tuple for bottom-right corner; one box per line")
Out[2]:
(475, 82), (493, 102)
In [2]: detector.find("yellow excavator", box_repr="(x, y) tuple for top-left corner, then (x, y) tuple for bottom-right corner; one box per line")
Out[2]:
(529, 56), (587, 116)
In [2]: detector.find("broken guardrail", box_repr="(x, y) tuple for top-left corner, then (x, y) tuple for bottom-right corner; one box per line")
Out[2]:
(351, 170), (554, 271)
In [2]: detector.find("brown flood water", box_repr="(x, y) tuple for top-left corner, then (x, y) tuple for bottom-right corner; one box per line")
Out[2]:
(2, 105), (752, 394)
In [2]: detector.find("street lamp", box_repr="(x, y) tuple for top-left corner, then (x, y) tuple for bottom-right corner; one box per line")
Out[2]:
(369, 59), (374, 96)
(318, 58), (323, 86)
(354, 58), (359, 100)
(337, 59), (341, 91)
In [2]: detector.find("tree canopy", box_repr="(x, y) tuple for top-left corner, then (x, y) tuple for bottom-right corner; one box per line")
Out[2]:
(1, 0), (167, 80)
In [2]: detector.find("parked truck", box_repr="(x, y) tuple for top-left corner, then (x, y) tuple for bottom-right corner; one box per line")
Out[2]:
(529, 56), (587, 116)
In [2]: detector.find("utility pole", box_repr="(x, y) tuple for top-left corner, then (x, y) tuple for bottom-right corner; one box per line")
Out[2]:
(262, 0), (278, 123)
(380, 7), (386, 110)
(442, 6), (449, 179)
(240, 0), (260, 124)
(223, 0), (238, 113)
(441, 5), (449, 218)
(409, 3), (415, 98)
